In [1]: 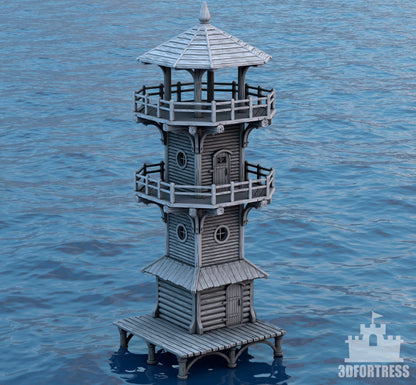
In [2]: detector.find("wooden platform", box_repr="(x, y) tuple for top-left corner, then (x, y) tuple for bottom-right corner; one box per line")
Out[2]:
(114, 313), (286, 379)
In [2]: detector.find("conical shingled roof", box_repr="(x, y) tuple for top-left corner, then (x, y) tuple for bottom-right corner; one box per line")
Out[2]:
(138, 2), (271, 70)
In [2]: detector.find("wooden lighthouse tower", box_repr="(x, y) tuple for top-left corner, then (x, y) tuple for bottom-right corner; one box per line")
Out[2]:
(115, 3), (285, 379)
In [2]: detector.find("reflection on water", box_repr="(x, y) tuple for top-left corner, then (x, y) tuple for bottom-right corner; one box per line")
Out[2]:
(110, 348), (290, 384)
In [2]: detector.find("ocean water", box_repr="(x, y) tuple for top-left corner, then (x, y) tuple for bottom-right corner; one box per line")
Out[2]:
(1, 1), (415, 384)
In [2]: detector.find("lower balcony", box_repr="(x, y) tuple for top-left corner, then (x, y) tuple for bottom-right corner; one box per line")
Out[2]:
(135, 162), (275, 209)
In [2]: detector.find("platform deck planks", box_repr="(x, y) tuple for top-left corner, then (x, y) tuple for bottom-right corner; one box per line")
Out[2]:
(115, 313), (285, 359)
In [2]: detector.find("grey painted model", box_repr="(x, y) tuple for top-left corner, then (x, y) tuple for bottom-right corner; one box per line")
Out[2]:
(115, 2), (285, 379)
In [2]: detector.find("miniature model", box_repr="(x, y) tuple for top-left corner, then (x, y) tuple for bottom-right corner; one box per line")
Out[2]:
(115, 3), (285, 379)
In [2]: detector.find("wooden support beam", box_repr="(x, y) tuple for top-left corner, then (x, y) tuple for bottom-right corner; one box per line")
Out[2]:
(207, 70), (215, 102)
(160, 66), (171, 100)
(238, 66), (249, 100)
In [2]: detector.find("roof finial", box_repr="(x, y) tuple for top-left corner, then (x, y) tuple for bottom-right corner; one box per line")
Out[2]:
(199, 2), (211, 24)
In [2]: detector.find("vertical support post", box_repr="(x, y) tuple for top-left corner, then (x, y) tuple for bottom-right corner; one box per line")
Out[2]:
(230, 181), (235, 202)
(257, 163), (261, 180)
(238, 66), (249, 100)
(161, 66), (171, 100)
(145, 174), (149, 195)
(193, 69), (206, 118)
(244, 161), (248, 181)
(157, 97), (160, 117)
(258, 85), (263, 105)
(211, 184), (216, 205)
(146, 342), (158, 365)
(267, 93), (271, 117)
(177, 357), (188, 380)
(160, 161), (165, 180)
(144, 94), (148, 115)
(207, 70), (215, 102)
(249, 96), (253, 118)
(231, 98), (235, 120)
(249, 179), (253, 199)
(274, 335), (283, 357)
(232, 81), (237, 99)
(211, 100), (216, 123)
(170, 182), (175, 204)
(170, 99), (174, 121)
(159, 83), (164, 98)
(157, 179), (161, 199)
(119, 328), (128, 349)
(177, 81), (181, 102)
(228, 347), (237, 368)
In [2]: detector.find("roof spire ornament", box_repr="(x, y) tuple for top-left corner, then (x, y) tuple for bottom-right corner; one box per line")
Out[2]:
(199, 2), (211, 24)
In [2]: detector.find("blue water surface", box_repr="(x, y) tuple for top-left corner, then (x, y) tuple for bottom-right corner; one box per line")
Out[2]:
(1, 1), (415, 384)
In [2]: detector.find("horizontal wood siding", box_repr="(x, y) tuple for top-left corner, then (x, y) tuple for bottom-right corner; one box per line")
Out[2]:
(242, 282), (252, 323)
(200, 286), (226, 332)
(167, 213), (195, 265)
(201, 206), (240, 266)
(158, 279), (193, 330)
(167, 131), (195, 185)
(201, 125), (241, 185)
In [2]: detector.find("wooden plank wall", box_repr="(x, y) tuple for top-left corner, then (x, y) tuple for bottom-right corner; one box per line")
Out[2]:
(201, 206), (240, 266)
(167, 213), (195, 265)
(201, 125), (242, 185)
(158, 279), (193, 330)
(167, 131), (195, 185)
(199, 282), (252, 332)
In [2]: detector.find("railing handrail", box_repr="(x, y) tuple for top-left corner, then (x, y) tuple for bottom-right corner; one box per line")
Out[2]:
(135, 161), (274, 206)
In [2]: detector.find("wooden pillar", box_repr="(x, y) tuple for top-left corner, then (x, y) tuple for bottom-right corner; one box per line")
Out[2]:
(177, 357), (188, 380)
(238, 66), (249, 100)
(160, 66), (172, 100)
(192, 69), (206, 117)
(119, 328), (128, 349)
(146, 342), (158, 365)
(228, 347), (237, 368)
(274, 335), (283, 357)
(207, 70), (215, 102)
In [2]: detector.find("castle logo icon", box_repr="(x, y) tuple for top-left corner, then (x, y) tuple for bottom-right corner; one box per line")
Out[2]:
(345, 312), (404, 363)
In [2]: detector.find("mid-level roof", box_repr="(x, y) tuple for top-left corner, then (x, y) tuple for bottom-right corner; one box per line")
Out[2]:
(143, 255), (268, 292)
(138, 2), (271, 70)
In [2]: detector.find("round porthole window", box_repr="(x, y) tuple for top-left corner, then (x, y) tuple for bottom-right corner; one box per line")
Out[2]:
(176, 151), (187, 169)
(214, 225), (230, 243)
(176, 224), (187, 242)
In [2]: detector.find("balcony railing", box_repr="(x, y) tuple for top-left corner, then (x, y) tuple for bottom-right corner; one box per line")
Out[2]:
(135, 162), (274, 209)
(134, 82), (276, 127)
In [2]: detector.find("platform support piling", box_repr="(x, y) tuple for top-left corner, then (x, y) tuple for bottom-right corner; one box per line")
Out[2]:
(147, 342), (158, 365)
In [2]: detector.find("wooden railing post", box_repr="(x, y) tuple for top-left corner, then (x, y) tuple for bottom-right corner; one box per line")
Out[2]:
(170, 100), (174, 121)
(248, 179), (253, 199)
(145, 174), (149, 195)
(170, 183), (175, 204)
(257, 86), (262, 105)
(230, 181), (235, 202)
(231, 98), (235, 120)
(267, 93), (271, 117)
(143, 163), (147, 176)
(144, 94), (148, 115)
(232, 81), (237, 99)
(211, 100), (216, 123)
(157, 97), (160, 117)
(249, 96), (253, 118)
(211, 184), (216, 205)
(257, 163), (261, 180)
(244, 161), (248, 181)
(157, 179), (161, 199)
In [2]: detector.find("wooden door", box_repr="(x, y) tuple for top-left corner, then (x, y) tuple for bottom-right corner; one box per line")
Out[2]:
(213, 150), (231, 185)
(226, 284), (242, 326)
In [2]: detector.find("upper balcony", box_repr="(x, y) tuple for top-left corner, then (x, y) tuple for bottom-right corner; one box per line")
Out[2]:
(135, 161), (275, 209)
(134, 82), (276, 128)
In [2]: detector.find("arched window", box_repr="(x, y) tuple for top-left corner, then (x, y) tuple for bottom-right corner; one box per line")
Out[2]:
(369, 334), (378, 346)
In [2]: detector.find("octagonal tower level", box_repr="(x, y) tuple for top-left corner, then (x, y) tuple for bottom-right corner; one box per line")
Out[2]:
(115, 3), (285, 379)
